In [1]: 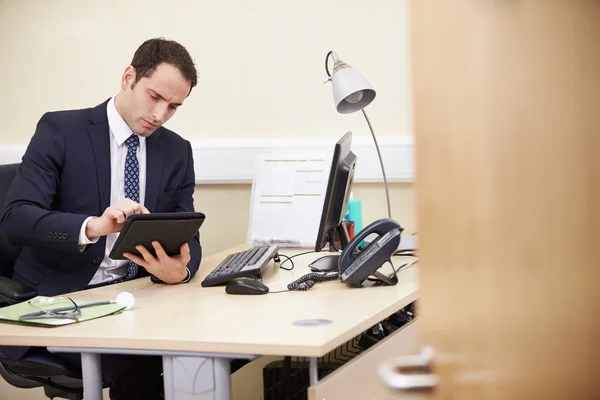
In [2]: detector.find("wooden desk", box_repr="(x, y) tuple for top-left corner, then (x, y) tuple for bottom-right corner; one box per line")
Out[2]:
(0, 245), (419, 400)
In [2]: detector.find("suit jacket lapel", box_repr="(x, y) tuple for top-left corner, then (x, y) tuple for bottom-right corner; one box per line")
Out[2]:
(88, 100), (111, 212)
(145, 130), (163, 212)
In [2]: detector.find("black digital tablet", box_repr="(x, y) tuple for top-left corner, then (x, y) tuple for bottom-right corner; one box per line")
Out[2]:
(108, 212), (206, 260)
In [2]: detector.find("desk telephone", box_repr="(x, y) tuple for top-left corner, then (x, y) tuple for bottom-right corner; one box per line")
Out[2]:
(285, 218), (403, 290)
(339, 218), (403, 287)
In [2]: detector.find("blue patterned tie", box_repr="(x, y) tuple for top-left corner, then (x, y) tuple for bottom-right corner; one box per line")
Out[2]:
(113, 134), (140, 283)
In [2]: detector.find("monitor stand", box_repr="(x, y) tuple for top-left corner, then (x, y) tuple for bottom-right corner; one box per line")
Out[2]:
(309, 223), (350, 273)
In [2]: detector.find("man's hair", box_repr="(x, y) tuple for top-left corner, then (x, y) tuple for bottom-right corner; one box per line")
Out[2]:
(130, 38), (198, 94)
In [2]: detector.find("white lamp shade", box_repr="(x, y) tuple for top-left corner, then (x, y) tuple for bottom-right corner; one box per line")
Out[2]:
(331, 67), (376, 114)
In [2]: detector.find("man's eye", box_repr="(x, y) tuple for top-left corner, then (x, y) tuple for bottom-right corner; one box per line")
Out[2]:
(149, 94), (158, 100)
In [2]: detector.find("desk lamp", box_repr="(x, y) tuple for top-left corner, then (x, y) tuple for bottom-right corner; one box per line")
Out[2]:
(323, 51), (391, 218)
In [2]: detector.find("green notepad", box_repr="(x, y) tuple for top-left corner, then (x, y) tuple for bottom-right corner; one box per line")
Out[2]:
(0, 296), (126, 327)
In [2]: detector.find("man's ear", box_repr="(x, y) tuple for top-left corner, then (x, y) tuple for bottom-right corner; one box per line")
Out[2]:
(121, 65), (136, 91)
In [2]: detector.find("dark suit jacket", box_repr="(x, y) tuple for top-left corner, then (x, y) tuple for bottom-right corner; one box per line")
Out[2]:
(0, 100), (201, 360)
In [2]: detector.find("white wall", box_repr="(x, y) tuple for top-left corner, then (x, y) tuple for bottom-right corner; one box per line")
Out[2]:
(0, 0), (412, 144)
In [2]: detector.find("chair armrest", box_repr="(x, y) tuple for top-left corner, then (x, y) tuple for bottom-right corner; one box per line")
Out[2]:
(0, 276), (37, 306)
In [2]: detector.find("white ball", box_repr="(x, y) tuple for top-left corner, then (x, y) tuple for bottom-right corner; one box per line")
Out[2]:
(115, 292), (135, 310)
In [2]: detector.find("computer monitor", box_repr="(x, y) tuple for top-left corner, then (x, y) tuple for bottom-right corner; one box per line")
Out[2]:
(310, 132), (357, 272)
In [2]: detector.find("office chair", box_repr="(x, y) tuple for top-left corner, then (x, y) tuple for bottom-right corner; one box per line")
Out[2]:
(0, 163), (88, 400)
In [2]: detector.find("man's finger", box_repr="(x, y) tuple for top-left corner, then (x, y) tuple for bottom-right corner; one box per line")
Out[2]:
(123, 252), (148, 269)
(136, 245), (156, 264)
(122, 207), (134, 219)
(142, 207), (150, 214)
(125, 204), (145, 218)
(152, 241), (169, 262)
(180, 243), (191, 264)
(114, 199), (144, 216)
(108, 208), (127, 224)
(122, 198), (137, 207)
(132, 204), (146, 215)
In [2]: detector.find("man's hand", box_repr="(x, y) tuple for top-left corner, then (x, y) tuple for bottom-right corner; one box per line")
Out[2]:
(124, 241), (191, 284)
(85, 199), (149, 239)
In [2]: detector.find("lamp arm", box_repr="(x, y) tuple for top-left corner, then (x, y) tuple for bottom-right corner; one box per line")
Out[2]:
(325, 51), (334, 77)
(361, 109), (392, 219)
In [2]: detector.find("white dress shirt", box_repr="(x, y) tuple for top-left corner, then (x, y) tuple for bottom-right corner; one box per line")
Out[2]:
(79, 96), (147, 285)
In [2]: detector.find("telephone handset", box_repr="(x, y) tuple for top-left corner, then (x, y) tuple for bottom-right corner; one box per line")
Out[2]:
(339, 218), (403, 287)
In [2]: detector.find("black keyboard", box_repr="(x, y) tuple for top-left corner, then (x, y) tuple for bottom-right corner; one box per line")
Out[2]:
(201, 245), (279, 287)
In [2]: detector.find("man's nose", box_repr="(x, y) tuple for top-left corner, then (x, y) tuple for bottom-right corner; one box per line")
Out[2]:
(152, 103), (169, 124)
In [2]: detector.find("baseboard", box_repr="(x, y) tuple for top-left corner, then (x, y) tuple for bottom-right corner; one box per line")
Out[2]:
(0, 136), (414, 185)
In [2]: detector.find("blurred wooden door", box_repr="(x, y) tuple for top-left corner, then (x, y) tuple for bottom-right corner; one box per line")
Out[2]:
(408, 1), (600, 399)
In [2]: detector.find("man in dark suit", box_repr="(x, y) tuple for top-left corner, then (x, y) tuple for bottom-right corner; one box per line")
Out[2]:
(0, 38), (201, 400)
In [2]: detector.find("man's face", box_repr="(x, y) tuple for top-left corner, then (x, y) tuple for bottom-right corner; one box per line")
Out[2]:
(116, 62), (191, 136)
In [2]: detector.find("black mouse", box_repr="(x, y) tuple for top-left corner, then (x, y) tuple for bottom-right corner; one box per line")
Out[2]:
(225, 277), (269, 295)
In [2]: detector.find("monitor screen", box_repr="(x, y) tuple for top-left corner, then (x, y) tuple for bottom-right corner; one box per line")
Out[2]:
(314, 132), (357, 253)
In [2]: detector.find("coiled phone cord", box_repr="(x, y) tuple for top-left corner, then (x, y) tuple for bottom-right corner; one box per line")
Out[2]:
(286, 272), (340, 291)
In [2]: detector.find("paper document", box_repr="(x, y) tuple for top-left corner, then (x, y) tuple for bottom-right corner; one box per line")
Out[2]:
(248, 150), (331, 247)
(397, 234), (417, 251)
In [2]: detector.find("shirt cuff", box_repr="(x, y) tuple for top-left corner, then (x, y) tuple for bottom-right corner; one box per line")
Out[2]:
(78, 216), (100, 251)
(180, 267), (191, 283)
